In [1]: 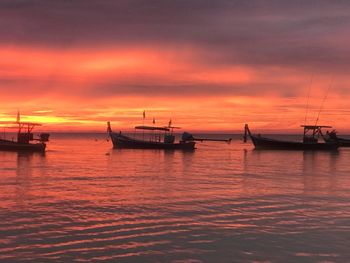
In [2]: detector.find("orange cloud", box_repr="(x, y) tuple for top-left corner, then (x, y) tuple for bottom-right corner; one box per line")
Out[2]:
(1, 46), (350, 133)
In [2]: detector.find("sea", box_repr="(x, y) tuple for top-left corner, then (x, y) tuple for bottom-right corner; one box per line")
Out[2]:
(0, 133), (350, 262)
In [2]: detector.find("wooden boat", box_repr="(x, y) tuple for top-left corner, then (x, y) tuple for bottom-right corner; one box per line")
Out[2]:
(324, 130), (350, 147)
(107, 122), (195, 150)
(0, 113), (50, 152)
(244, 124), (339, 151)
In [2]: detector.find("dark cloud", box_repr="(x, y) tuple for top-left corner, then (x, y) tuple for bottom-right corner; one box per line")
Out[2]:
(1, 0), (350, 96)
(1, 1), (349, 47)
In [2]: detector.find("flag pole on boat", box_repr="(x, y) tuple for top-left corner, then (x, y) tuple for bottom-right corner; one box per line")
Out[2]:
(152, 117), (155, 141)
(16, 110), (20, 123)
(142, 110), (146, 140)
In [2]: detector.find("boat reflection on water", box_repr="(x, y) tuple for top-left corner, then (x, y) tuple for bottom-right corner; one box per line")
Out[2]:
(241, 145), (342, 198)
(108, 146), (195, 176)
(14, 152), (46, 206)
(302, 151), (340, 195)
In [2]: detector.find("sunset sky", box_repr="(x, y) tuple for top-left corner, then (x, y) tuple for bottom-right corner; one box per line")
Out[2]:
(1, 0), (350, 132)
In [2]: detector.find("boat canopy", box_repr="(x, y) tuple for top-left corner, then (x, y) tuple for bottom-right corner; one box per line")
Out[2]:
(301, 125), (332, 129)
(135, 125), (170, 131)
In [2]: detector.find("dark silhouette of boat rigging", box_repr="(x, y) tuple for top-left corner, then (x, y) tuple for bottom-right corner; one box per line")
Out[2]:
(0, 112), (50, 152)
(324, 130), (350, 147)
(244, 124), (339, 151)
(181, 132), (232, 143)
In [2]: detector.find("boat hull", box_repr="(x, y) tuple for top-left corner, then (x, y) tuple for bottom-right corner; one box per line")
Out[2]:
(0, 139), (46, 152)
(337, 139), (350, 147)
(109, 133), (195, 150)
(325, 137), (350, 147)
(250, 135), (339, 151)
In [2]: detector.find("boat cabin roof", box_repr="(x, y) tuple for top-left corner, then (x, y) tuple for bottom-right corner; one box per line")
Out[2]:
(301, 125), (332, 129)
(135, 125), (170, 131)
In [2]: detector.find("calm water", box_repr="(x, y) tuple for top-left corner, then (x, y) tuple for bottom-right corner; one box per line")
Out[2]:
(1, 134), (350, 262)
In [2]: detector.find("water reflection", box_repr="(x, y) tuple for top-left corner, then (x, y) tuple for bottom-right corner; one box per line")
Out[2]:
(180, 150), (194, 175)
(302, 151), (340, 195)
(0, 136), (350, 262)
(302, 151), (339, 175)
(240, 147), (343, 197)
(15, 152), (46, 206)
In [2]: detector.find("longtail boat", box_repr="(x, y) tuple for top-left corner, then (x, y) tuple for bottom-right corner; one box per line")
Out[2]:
(107, 122), (195, 150)
(324, 130), (350, 147)
(107, 120), (232, 150)
(244, 124), (339, 151)
(0, 113), (50, 152)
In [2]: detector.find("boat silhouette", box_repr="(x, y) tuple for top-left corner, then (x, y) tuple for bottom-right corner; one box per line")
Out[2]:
(0, 112), (49, 152)
(324, 130), (350, 147)
(244, 124), (339, 151)
(107, 122), (195, 150)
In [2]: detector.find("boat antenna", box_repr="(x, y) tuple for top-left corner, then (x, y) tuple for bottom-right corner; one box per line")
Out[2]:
(142, 110), (146, 140)
(304, 76), (313, 125)
(315, 76), (334, 127)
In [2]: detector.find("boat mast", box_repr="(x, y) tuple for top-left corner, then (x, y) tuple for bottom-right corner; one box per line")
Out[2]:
(304, 76), (313, 126)
(142, 110), (145, 140)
